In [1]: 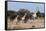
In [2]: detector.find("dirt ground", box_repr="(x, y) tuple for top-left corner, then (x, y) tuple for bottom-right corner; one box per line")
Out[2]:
(7, 17), (45, 30)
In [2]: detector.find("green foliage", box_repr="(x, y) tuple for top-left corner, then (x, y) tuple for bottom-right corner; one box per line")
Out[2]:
(7, 11), (17, 17)
(36, 11), (41, 17)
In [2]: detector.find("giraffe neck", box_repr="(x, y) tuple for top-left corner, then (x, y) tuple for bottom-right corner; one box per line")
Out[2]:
(13, 15), (18, 22)
(22, 13), (27, 20)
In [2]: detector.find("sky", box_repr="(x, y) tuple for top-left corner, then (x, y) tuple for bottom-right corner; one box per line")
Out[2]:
(8, 2), (45, 13)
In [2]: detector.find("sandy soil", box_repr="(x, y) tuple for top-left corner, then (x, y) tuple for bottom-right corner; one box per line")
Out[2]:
(7, 17), (45, 30)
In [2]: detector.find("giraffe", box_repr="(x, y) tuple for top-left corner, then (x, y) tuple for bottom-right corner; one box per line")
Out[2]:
(13, 15), (19, 25)
(22, 13), (27, 20)
(32, 12), (37, 21)
(21, 13), (27, 23)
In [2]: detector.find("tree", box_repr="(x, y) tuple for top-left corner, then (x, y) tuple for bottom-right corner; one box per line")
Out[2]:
(7, 10), (17, 16)
(7, 10), (17, 21)
(17, 9), (31, 23)
(36, 11), (41, 17)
